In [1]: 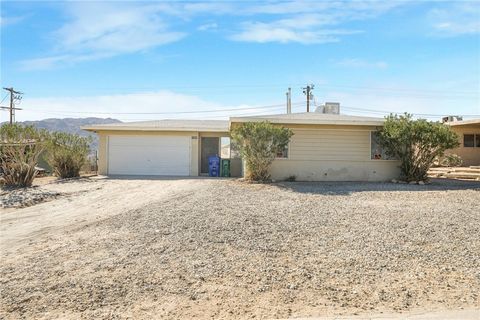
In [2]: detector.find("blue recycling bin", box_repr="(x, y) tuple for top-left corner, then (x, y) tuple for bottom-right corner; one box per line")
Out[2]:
(208, 155), (220, 177)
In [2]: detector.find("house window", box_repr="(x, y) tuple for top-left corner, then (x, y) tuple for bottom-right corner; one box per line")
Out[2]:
(220, 137), (231, 158)
(276, 146), (288, 158)
(230, 141), (242, 159)
(464, 134), (475, 148)
(371, 132), (396, 160)
(477, 135), (480, 148)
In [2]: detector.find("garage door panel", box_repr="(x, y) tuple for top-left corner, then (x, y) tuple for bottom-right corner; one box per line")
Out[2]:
(108, 135), (191, 176)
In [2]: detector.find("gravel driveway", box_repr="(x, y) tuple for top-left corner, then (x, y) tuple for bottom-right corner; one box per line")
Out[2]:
(1, 178), (479, 319)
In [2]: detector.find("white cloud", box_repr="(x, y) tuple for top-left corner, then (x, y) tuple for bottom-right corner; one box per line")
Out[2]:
(19, 1), (407, 68)
(231, 2), (403, 44)
(335, 58), (388, 69)
(21, 2), (186, 70)
(428, 2), (480, 36)
(20, 53), (113, 70)
(16, 90), (285, 122)
(198, 22), (218, 31)
(231, 21), (359, 44)
(0, 14), (27, 26)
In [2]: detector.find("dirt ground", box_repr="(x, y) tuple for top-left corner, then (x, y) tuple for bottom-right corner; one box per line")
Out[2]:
(0, 177), (479, 319)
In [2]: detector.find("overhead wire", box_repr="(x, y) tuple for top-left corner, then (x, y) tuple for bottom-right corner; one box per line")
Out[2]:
(20, 101), (305, 115)
(0, 94), (9, 105)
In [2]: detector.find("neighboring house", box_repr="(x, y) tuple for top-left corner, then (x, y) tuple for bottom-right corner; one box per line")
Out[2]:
(82, 111), (401, 181)
(444, 118), (480, 166)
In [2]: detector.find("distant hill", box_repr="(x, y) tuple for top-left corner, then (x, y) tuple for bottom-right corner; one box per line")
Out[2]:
(15, 117), (122, 152)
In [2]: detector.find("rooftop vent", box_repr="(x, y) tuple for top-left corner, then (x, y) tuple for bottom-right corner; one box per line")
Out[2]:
(315, 102), (340, 114)
(442, 115), (463, 123)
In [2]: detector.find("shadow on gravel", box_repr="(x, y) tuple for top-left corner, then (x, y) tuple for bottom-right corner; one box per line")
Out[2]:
(53, 177), (98, 184)
(102, 175), (234, 181)
(274, 178), (480, 195)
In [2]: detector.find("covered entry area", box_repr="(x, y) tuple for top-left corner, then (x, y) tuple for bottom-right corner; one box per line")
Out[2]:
(200, 137), (219, 174)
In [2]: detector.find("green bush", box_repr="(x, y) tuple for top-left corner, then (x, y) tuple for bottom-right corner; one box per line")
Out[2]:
(47, 132), (91, 178)
(440, 153), (463, 167)
(0, 124), (48, 188)
(376, 114), (459, 182)
(231, 121), (293, 181)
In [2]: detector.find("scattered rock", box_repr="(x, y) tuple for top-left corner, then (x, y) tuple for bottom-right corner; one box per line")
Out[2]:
(0, 187), (62, 209)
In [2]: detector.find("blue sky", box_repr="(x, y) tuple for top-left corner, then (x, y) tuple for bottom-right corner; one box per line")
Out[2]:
(1, 0), (479, 122)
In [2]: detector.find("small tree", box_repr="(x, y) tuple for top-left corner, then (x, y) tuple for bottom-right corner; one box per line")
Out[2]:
(47, 132), (91, 178)
(231, 121), (293, 181)
(0, 124), (48, 188)
(376, 114), (459, 182)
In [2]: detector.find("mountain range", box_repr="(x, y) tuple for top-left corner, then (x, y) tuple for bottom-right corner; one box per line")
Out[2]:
(13, 117), (122, 152)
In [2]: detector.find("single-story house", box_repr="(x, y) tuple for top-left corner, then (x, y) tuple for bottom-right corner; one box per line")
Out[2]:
(82, 111), (402, 181)
(444, 118), (480, 166)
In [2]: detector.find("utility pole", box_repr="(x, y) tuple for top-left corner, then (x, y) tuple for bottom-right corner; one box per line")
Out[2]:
(286, 87), (291, 114)
(302, 84), (314, 112)
(2, 87), (23, 124)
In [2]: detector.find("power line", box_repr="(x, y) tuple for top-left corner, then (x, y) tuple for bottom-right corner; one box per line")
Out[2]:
(14, 104), (307, 122)
(2, 87), (23, 124)
(0, 94), (9, 104)
(341, 106), (480, 118)
(20, 102), (305, 115)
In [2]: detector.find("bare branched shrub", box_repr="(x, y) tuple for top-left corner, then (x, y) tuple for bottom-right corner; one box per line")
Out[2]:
(0, 124), (47, 188)
(47, 132), (91, 179)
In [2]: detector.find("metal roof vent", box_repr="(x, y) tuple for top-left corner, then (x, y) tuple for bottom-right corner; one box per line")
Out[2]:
(442, 115), (463, 123)
(316, 102), (340, 114)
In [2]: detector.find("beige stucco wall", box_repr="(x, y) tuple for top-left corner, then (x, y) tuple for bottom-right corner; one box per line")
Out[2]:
(445, 125), (480, 166)
(94, 124), (400, 181)
(267, 125), (400, 181)
(96, 130), (232, 176)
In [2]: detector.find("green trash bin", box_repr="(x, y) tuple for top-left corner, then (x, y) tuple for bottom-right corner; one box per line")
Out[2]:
(221, 159), (231, 177)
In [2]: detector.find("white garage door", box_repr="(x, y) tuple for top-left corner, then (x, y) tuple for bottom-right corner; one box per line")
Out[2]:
(108, 135), (191, 176)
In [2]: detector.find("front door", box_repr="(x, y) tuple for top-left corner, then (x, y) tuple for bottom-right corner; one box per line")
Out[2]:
(201, 137), (219, 174)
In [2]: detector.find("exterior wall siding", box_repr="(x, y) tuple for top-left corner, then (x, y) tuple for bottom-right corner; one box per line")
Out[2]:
(445, 125), (480, 166)
(269, 126), (400, 181)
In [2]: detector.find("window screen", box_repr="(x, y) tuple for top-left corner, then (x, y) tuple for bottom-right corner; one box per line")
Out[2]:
(464, 134), (474, 148)
(276, 146), (288, 158)
(371, 132), (396, 160)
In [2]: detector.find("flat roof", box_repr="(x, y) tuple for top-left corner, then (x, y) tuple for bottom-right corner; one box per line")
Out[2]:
(82, 112), (388, 132)
(82, 119), (229, 132)
(444, 119), (480, 127)
(230, 112), (385, 126)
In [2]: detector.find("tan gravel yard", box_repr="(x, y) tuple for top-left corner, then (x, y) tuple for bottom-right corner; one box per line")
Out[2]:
(0, 177), (479, 319)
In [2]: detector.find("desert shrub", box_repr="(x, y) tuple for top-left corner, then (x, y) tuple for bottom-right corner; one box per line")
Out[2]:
(0, 124), (48, 188)
(231, 121), (293, 181)
(440, 153), (463, 167)
(47, 132), (91, 178)
(376, 114), (459, 182)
